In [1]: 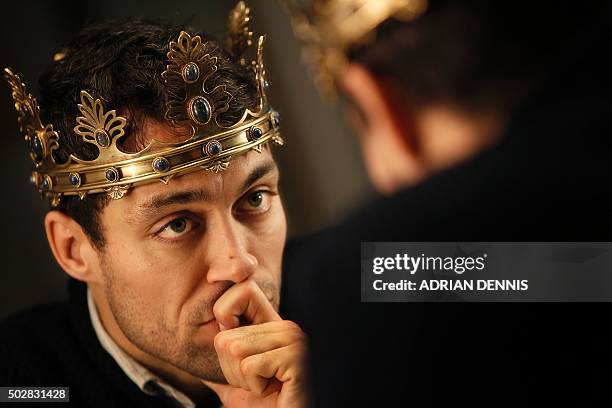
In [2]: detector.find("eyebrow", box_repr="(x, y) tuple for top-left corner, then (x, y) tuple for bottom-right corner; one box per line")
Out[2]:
(125, 159), (278, 225)
(239, 160), (277, 193)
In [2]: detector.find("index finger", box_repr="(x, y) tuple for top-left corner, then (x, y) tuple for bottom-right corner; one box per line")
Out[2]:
(213, 278), (281, 330)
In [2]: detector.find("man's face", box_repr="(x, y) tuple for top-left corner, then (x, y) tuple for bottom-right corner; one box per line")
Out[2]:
(95, 146), (286, 382)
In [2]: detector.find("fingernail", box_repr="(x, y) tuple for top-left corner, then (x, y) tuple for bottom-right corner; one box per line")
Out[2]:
(218, 322), (227, 331)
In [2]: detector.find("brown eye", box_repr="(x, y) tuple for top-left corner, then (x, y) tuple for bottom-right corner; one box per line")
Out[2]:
(247, 191), (263, 208)
(169, 218), (187, 233)
(236, 190), (273, 215)
(156, 217), (195, 241)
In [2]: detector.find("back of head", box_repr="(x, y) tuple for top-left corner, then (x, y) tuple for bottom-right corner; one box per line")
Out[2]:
(286, 0), (610, 193)
(348, 0), (608, 113)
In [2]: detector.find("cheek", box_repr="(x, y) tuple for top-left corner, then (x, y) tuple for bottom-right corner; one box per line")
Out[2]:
(102, 232), (200, 326)
(251, 202), (287, 276)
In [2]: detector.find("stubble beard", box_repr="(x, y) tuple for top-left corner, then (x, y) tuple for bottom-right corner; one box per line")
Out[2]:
(100, 259), (227, 383)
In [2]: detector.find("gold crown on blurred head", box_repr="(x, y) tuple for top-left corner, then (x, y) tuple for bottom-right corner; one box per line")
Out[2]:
(4, 1), (283, 207)
(284, 0), (428, 98)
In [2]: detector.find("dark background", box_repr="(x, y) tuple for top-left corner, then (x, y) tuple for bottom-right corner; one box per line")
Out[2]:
(0, 0), (374, 319)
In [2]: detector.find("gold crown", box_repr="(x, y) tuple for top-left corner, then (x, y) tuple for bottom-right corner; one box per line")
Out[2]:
(284, 0), (428, 98)
(4, 1), (284, 207)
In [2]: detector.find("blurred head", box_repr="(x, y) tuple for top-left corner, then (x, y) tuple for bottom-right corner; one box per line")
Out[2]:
(40, 20), (286, 383)
(291, 0), (603, 193)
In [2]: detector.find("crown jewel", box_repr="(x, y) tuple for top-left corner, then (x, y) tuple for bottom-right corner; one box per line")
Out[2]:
(4, 1), (283, 206)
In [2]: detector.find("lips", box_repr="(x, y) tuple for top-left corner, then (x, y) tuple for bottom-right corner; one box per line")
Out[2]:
(195, 318), (221, 338)
(199, 317), (217, 327)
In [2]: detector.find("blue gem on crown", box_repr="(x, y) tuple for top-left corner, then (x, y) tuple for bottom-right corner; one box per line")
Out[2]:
(105, 167), (119, 182)
(182, 62), (200, 83)
(190, 96), (212, 125)
(152, 157), (170, 173)
(30, 134), (44, 162)
(205, 140), (222, 157)
(249, 126), (263, 141)
(69, 172), (81, 187)
(41, 175), (52, 190)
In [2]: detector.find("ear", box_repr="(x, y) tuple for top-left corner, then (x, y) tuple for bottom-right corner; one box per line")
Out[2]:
(338, 62), (426, 193)
(44, 210), (102, 284)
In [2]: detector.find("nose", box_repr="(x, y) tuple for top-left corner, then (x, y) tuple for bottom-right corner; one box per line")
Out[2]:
(205, 215), (258, 284)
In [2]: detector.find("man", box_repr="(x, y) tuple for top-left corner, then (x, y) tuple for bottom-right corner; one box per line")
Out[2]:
(282, 1), (612, 406)
(1, 4), (306, 407)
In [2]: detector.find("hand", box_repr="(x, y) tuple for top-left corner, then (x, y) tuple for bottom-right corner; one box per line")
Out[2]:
(203, 279), (307, 408)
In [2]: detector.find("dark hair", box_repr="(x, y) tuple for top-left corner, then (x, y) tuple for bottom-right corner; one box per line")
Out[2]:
(38, 19), (259, 249)
(349, 1), (605, 112)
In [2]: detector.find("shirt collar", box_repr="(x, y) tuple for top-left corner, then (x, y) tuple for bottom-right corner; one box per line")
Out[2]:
(87, 287), (196, 408)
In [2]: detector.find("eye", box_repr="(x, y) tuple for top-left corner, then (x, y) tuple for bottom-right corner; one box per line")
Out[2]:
(236, 190), (273, 214)
(247, 191), (264, 207)
(156, 217), (196, 240)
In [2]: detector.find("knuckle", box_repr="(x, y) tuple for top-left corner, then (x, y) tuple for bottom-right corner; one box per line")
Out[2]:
(213, 331), (229, 351)
(245, 278), (259, 290)
(239, 355), (256, 377)
(282, 320), (305, 341)
(212, 301), (224, 320)
(227, 338), (246, 358)
(243, 279), (259, 297)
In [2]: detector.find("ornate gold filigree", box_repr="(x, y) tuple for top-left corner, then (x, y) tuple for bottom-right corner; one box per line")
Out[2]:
(253, 36), (269, 111)
(203, 157), (231, 173)
(272, 133), (285, 146)
(159, 174), (176, 185)
(162, 31), (233, 136)
(49, 194), (61, 207)
(166, 30), (208, 72)
(226, 1), (254, 65)
(4, 68), (59, 167)
(4, 68), (35, 134)
(74, 90), (127, 149)
(105, 185), (130, 200)
(4, 2), (284, 204)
